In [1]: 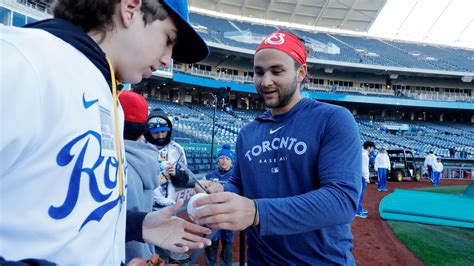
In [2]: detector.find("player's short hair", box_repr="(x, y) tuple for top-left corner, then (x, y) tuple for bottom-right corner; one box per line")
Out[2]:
(363, 140), (375, 149)
(53, 0), (169, 35)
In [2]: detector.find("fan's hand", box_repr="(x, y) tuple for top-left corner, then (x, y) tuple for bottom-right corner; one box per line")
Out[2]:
(142, 199), (212, 252)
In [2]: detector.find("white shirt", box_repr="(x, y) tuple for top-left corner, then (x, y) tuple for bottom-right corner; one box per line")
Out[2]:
(424, 154), (437, 167)
(361, 149), (370, 182)
(374, 152), (391, 170)
(0, 26), (126, 264)
(154, 141), (188, 204)
(432, 161), (444, 172)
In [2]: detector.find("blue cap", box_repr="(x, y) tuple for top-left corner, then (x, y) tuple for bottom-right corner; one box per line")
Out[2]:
(162, 0), (209, 63)
(147, 116), (171, 133)
(218, 144), (235, 162)
(149, 126), (170, 133)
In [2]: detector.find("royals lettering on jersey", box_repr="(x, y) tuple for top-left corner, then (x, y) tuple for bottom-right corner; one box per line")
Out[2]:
(52, 129), (124, 230)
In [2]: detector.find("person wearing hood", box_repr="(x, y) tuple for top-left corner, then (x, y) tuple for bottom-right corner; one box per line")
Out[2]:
(145, 108), (189, 209)
(0, 0), (211, 264)
(144, 108), (190, 261)
(203, 144), (236, 266)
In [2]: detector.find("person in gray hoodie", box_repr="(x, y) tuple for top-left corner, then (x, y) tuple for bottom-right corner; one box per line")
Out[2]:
(119, 90), (161, 263)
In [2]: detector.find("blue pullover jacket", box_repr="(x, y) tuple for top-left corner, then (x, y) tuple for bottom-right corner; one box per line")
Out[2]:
(225, 98), (361, 265)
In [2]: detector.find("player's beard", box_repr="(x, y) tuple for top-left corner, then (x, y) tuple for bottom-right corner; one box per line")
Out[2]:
(261, 76), (299, 109)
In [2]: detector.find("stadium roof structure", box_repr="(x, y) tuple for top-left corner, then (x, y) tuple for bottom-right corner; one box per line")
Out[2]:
(20, 0), (53, 13)
(189, 0), (387, 32)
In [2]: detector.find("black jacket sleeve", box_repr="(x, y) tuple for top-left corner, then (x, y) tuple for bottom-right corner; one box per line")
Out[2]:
(126, 210), (147, 243)
(170, 167), (189, 187)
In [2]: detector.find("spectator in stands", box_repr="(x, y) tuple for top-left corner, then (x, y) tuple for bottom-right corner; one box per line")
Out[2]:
(192, 30), (361, 265)
(204, 144), (235, 266)
(432, 157), (444, 187)
(358, 140), (375, 218)
(449, 146), (456, 158)
(0, 0), (211, 264)
(424, 151), (438, 182)
(374, 147), (390, 192)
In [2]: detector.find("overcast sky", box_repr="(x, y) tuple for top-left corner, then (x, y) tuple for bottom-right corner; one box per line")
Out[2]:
(369, 0), (474, 49)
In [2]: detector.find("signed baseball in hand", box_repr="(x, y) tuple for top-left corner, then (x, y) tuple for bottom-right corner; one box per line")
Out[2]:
(187, 193), (208, 220)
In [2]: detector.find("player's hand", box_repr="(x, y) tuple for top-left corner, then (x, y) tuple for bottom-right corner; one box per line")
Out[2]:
(194, 180), (223, 194)
(164, 163), (176, 177)
(192, 192), (256, 231)
(142, 199), (212, 252)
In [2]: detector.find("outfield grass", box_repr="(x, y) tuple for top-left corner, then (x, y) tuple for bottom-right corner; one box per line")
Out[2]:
(388, 185), (474, 266)
(415, 185), (468, 195)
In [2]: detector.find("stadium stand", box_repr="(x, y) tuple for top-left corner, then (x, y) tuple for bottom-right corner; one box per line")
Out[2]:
(146, 99), (474, 173)
(3, 2), (473, 72)
(184, 13), (474, 73)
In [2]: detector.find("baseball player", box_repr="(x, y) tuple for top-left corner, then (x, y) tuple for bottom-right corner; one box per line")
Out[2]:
(193, 30), (361, 265)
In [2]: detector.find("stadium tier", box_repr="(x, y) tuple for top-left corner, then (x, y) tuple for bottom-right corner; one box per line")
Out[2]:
(2, 3), (473, 73)
(188, 13), (474, 72)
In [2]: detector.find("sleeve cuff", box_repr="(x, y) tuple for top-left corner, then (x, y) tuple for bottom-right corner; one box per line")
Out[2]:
(253, 198), (268, 236)
(126, 210), (148, 243)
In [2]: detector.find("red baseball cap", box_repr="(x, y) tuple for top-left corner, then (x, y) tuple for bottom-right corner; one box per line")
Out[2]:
(118, 90), (149, 123)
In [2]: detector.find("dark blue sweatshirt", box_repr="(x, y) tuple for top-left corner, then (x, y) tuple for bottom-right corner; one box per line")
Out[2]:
(225, 98), (361, 265)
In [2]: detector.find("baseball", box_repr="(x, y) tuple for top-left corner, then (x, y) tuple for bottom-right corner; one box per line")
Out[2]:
(187, 193), (208, 221)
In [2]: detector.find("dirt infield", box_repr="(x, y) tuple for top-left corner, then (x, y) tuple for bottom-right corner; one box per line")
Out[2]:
(352, 178), (472, 266)
(194, 178), (472, 265)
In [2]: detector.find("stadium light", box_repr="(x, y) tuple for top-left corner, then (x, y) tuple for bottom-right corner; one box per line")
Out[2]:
(389, 74), (399, 79)
(324, 68), (334, 74)
(461, 76), (473, 83)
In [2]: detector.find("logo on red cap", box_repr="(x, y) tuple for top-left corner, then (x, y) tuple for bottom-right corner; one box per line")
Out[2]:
(264, 32), (286, 45)
(257, 31), (307, 65)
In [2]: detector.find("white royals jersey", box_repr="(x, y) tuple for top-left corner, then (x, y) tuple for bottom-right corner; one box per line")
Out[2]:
(0, 26), (127, 264)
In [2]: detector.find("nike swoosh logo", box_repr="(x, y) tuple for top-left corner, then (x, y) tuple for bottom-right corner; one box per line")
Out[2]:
(270, 126), (285, 134)
(82, 93), (98, 109)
